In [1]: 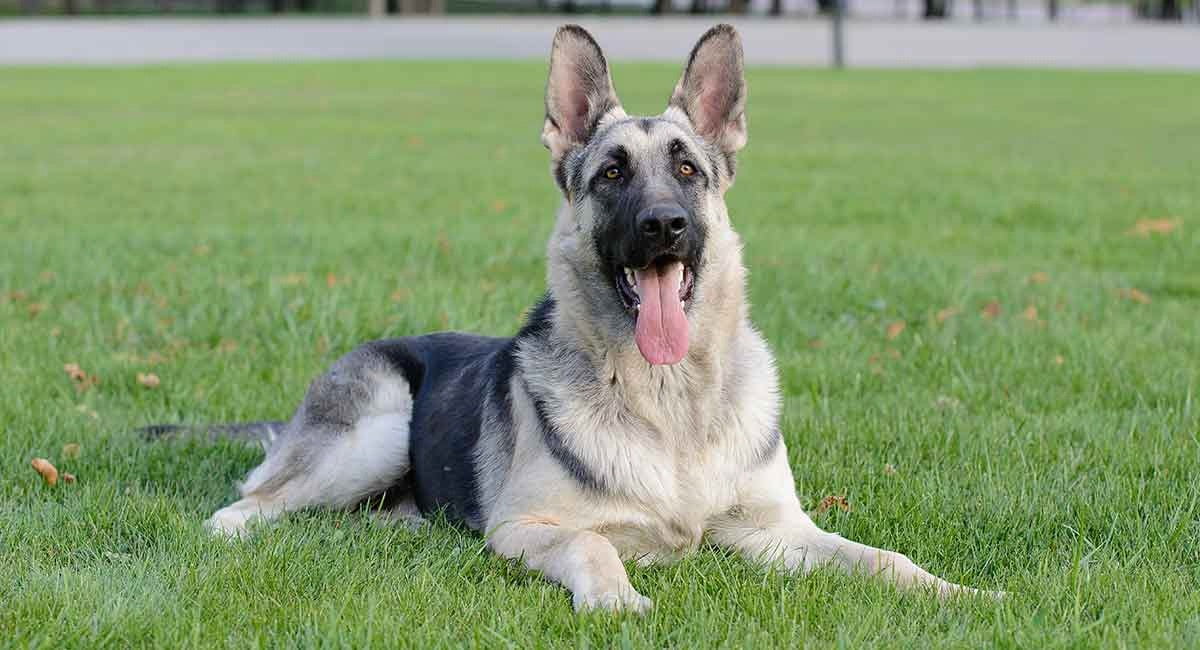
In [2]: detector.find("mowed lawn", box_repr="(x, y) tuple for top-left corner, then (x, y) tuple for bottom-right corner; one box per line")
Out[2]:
(1, 61), (1198, 648)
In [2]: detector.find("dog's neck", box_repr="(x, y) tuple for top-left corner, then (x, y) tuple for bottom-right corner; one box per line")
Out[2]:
(543, 227), (749, 406)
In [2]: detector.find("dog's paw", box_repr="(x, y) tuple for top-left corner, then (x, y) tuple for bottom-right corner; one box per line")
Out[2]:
(204, 508), (252, 540)
(572, 586), (653, 614)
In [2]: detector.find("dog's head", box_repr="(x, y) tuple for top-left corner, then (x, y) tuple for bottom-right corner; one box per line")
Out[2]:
(542, 25), (747, 367)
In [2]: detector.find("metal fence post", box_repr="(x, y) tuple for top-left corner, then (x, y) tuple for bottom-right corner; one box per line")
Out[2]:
(831, 0), (846, 69)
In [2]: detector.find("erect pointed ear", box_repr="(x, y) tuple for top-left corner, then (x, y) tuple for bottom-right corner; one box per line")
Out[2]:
(668, 24), (747, 154)
(542, 25), (624, 161)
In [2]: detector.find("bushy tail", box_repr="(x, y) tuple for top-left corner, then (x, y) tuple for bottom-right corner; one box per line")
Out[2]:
(139, 421), (287, 447)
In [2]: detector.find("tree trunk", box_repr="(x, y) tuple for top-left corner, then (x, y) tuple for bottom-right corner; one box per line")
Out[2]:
(729, 0), (749, 13)
(690, 0), (706, 13)
(63, 0), (78, 14)
(770, 0), (783, 16)
(1047, 0), (1058, 20)
(923, 0), (948, 17)
(651, 0), (671, 13)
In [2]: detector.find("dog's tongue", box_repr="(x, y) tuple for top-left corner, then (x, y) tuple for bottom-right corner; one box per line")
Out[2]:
(634, 261), (689, 365)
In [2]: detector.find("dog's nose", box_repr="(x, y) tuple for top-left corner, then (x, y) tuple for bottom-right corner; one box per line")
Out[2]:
(637, 204), (689, 248)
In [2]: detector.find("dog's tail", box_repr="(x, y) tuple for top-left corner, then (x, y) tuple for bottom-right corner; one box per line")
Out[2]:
(139, 421), (286, 448)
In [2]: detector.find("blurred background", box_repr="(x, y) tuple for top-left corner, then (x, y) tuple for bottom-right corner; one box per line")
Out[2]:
(0, 0), (1196, 21)
(1, 0), (1196, 69)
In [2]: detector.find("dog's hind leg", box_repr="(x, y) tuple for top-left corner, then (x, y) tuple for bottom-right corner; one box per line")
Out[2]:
(206, 343), (418, 538)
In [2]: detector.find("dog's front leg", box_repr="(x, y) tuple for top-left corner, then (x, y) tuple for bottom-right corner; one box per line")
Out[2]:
(488, 519), (652, 613)
(711, 453), (996, 598)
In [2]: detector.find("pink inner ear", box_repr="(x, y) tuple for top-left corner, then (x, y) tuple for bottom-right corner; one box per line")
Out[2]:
(696, 80), (728, 139)
(567, 87), (589, 138)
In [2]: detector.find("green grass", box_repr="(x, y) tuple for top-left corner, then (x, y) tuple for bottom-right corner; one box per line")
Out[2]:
(1, 61), (1198, 647)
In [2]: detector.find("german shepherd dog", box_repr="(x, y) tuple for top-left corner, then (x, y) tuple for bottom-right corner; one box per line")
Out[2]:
(156, 25), (994, 612)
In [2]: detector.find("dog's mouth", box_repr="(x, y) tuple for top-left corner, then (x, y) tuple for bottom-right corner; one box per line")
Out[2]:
(614, 256), (694, 366)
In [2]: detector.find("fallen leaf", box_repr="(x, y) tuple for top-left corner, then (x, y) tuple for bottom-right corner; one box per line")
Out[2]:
(807, 339), (825, 350)
(934, 395), (960, 410)
(405, 135), (425, 148)
(885, 321), (906, 340)
(136, 372), (160, 389)
(39, 271), (56, 282)
(31, 458), (58, 486)
(1127, 218), (1180, 236)
(276, 273), (307, 287)
(64, 363), (99, 393)
(62, 443), (80, 459)
(325, 273), (348, 289)
(815, 495), (851, 514)
(216, 339), (238, 354)
(489, 199), (508, 213)
(27, 302), (47, 317)
(1053, 355), (1065, 366)
(883, 463), (898, 476)
(1116, 288), (1151, 304)
(1022, 305), (1039, 321)
(390, 288), (411, 303)
(935, 307), (960, 323)
(4, 289), (28, 302)
(50, 327), (62, 338)
(1028, 271), (1050, 285)
(62, 472), (77, 484)
(981, 301), (1002, 319)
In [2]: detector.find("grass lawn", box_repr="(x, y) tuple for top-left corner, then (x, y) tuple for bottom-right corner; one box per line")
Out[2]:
(1, 61), (1198, 647)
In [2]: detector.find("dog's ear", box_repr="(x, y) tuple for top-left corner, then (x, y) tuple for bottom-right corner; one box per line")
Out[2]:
(668, 24), (747, 154)
(542, 25), (623, 160)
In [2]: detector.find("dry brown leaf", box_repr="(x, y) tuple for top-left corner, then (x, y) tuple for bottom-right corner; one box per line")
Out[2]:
(815, 495), (851, 514)
(50, 327), (62, 338)
(325, 273), (348, 289)
(1053, 355), (1065, 366)
(885, 321), (906, 340)
(39, 271), (57, 282)
(1116, 288), (1151, 304)
(136, 372), (161, 389)
(807, 339), (825, 350)
(62, 473), (77, 484)
(216, 339), (238, 354)
(62, 443), (80, 459)
(489, 199), (508, 213)
(981, 301), (1002, 319)
(31, 458), (58, 486)
(27, 302), (47, 317)
(276, 273), (307, 287)
(64, 363), (99, 393)
(1028, 271), (1050, 285)
(405, 135), (425, 148)
(390, 288), (411, 303)
(935, 307), (960, 323)
(1127, 218), (1180, 236)
(883, 463), (898, 476)
(934, 395), (961, 410)
(1022, 305), (1039, 321)
(4, 289), (28, 303)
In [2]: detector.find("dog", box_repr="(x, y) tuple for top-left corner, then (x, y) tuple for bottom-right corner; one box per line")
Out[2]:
(150, 24), (993, 613)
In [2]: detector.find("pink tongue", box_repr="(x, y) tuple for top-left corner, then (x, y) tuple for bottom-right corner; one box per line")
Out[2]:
(633, 262), (689, 365)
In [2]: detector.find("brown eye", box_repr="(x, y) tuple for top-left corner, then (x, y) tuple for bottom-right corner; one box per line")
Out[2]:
(604, 166), (621, 180)
(679, 162), (695, 177)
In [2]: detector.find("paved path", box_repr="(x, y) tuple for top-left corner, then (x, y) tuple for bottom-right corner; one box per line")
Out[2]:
(1, 17), (1198, 68)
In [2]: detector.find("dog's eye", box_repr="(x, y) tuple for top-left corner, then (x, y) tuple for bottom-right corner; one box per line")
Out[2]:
(679, 162), (696, 177)
(604, 166), (621, 180)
